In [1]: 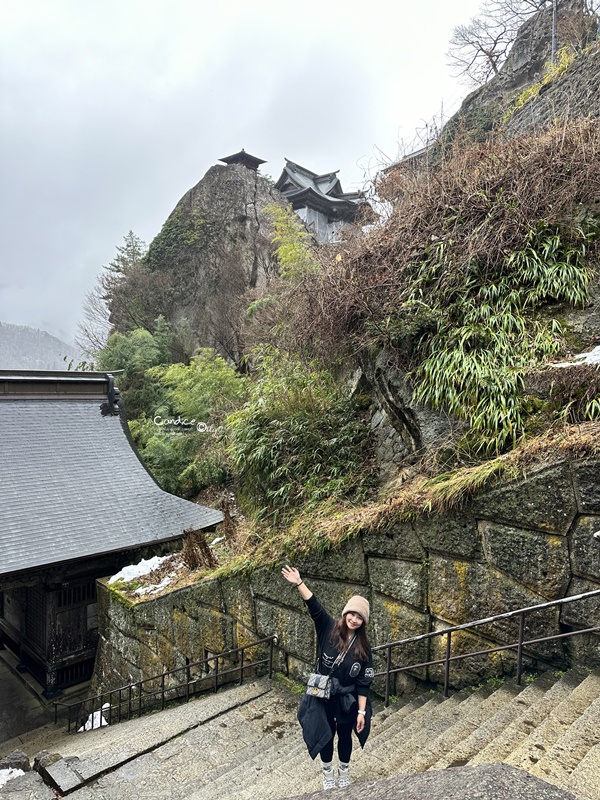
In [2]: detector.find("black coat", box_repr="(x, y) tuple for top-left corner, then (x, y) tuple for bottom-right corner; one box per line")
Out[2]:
(298, 681), (372, 759)
(298, 594), (374, 759)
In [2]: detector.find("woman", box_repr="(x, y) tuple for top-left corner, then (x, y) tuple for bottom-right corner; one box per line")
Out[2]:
(281, 564), (374, 790)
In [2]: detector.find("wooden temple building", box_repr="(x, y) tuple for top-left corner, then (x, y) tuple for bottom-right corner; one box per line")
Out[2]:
(0, 370), (222, 696)
(219, 150), (368, 243)
(274, 159), (368, 243)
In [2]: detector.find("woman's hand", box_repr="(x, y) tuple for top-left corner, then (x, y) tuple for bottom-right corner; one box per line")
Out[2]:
(356, 712), (365, 734)
(281, 564), (302, 585)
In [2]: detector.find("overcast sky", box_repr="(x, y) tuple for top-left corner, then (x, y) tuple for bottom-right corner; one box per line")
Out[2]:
(0, 0), (483, 345)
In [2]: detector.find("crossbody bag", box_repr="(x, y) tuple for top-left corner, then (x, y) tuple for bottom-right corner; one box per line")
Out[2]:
(305, 633), (357, 700)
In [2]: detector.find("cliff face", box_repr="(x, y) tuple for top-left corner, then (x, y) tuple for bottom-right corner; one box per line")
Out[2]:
(125, 164), (283, 362)
(446, 1), (598, 140)
(506, 41), (600, 134)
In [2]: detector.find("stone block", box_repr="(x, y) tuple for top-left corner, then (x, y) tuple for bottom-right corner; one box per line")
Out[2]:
(413, 514), (482, 560)
(470, 463), (577, 535)
(480, 521), (570, 600)
(286, 653), (314, 684)
(221, 574), (256, 630)
(307, 579), (370, 620)
(250, 566), (305, 611)
(254, 598), (315, 662)
(368, 557), (427, 610)
(186, 577), (224, 611)
(0, 750), (30, 772)
(294, 537), (368, 583)
(565, 630), (600, 669)
(370, 592), (430, 683)
(570, 515), (600, 582)
(44, 757), (84, 793)
(362, 519), (425, 560)
(428, 557), (562, 661)
(194, 606), (236, 654)
(561, 577), (600, 629)
(427, 623), (532, 689)
(572, 460), (600, 513)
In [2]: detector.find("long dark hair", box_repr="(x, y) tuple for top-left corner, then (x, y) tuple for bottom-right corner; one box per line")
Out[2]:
(330, 616), (370, 661)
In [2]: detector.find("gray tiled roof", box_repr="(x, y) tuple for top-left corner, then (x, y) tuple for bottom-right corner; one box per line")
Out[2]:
(0, 399), (223, 577)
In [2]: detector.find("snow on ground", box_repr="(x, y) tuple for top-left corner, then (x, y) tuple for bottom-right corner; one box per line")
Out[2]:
(77, 703), (110, 732)
(551, 346), (600, 367)
(0, 769), (25, 788)
(108, 555), (172, 584)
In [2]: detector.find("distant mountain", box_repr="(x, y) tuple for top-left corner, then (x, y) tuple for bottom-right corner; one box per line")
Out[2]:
(0, 322), (84, 370)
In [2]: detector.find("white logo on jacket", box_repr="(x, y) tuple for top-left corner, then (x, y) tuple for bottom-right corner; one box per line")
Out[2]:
(350, 662), (361, 677)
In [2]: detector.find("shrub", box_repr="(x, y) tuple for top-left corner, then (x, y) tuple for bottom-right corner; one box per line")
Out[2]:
(226, 348), (375, 522)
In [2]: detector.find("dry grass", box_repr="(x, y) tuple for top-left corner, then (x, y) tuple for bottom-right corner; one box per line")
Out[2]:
(111, 420), (600, 599)
(293, 120), (600, 359)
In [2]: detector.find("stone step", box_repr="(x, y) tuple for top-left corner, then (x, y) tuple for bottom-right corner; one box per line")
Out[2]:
(565, 742), (600, 800)
(529, 692), (600, 787)
(359, 690), (476, 778)
(430, 671), (558, 770)
(202, 701), (414, 800)
(468, 667), (589, 766)
(366, 694), (429, 743)
(163, 693), (301, 792)
(504, 669), (600, 772)
(189, 720), (301, 791)
(400, 683), (519, 774)
(27, 679), (275, 796)
(25, 667), (600, 800)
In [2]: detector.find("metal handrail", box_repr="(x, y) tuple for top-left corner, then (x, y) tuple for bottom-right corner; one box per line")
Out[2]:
(54, 634), (278, 732)
(372, 589), (600, 705)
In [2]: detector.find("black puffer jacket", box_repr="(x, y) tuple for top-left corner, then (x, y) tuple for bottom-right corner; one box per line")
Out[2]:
(297, 594), (374, 758)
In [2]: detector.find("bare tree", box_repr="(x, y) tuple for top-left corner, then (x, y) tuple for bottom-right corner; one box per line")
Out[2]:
(76, 231), (147, 356)
(446, 1), (598, 86)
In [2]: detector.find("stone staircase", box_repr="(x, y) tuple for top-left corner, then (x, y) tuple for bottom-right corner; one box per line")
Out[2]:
(2, 669), (599, 800)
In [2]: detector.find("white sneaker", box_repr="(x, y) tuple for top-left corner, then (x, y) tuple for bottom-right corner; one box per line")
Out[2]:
(322, 765), (336, 790)
(338, 763), (350, 788)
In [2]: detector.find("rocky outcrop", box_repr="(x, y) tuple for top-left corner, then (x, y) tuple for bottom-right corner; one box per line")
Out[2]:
(444, 1), (598, 142)
(94, 459), (600, 694)
(133, 163), (284, 362)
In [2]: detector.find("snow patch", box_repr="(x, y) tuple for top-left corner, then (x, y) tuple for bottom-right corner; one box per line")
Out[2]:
(77, 703), (110, 732)
(551, 346), (600, 367)
(109, 556), (171, 584)
(0, 769), (25, 788)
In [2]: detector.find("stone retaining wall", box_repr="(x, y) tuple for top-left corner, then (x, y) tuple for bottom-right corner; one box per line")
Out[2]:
(93, 460), (600, 694)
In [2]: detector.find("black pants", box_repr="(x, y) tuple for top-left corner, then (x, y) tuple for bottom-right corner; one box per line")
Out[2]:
(319, 700), (353, 764)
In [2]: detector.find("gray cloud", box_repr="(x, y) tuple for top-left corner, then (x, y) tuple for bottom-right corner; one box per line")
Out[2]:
(0, 0), (482, 344)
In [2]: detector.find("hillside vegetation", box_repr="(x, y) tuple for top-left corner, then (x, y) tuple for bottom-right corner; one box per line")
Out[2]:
(94, 32), (600, 579)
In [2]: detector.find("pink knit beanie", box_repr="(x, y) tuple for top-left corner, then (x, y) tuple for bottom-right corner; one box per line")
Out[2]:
(342, 595), (370, 624)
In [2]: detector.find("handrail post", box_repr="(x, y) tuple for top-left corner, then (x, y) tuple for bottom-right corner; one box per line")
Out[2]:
(240, 648), (245, 685)
(186, 659), (190, 703)
(214, 656), (219, 693)
(269, 636), (274, 678)
(138, 680), (143, 718)
(444, 632), (452, 697)
(517, 611), (525, 685)
(385, 645), (392, 707)
(161, 672), (166, 710)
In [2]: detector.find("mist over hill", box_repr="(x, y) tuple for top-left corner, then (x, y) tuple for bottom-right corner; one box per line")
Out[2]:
(0, 322), (84, 370)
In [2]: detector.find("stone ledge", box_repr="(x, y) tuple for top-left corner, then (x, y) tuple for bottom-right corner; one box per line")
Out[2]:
(293, 762), (579, 800)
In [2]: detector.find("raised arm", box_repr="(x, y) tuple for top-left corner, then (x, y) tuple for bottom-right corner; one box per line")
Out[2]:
(281, 564), (313, 601)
